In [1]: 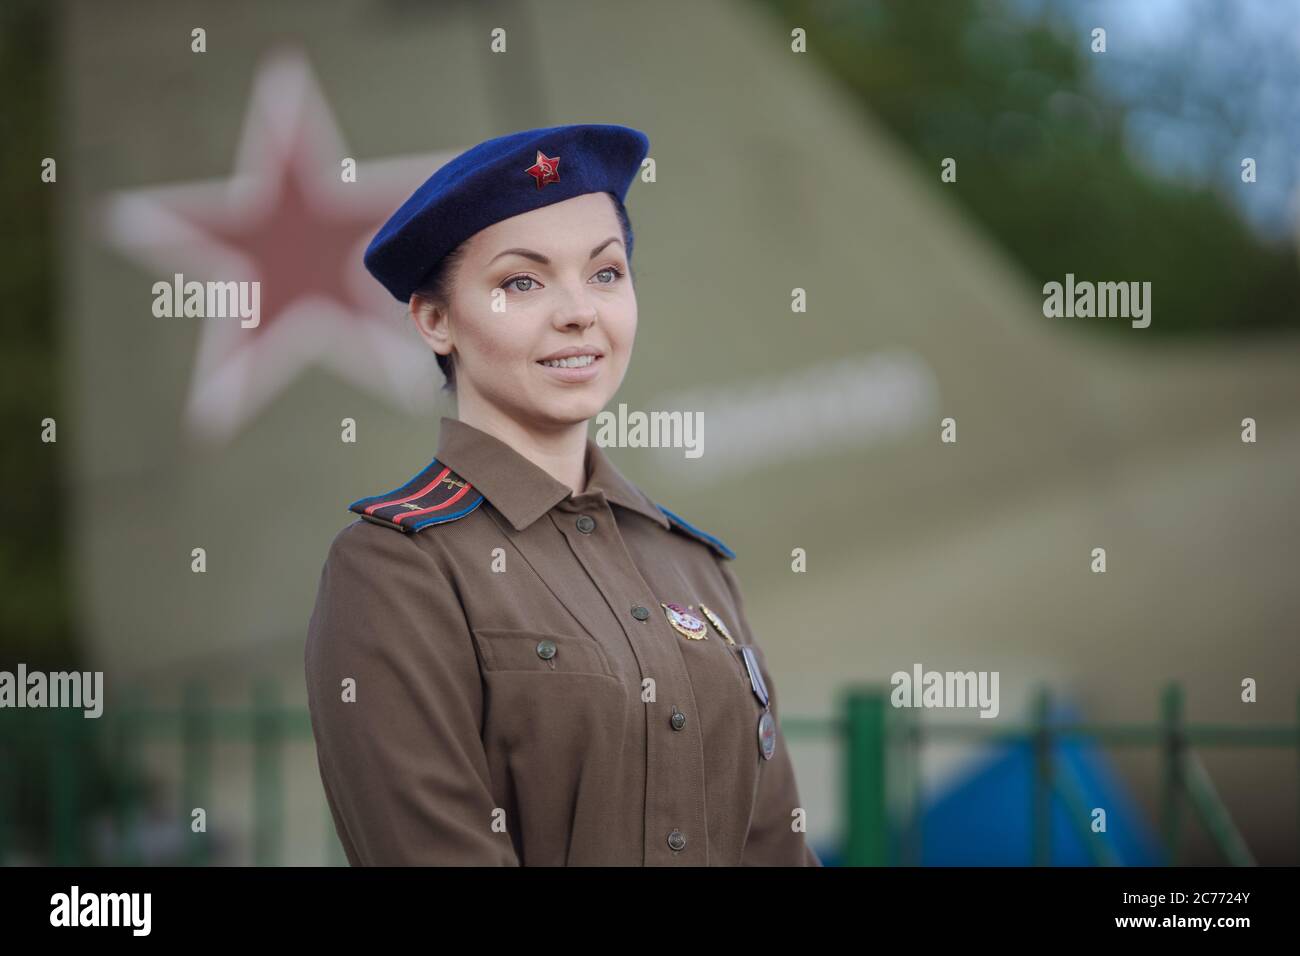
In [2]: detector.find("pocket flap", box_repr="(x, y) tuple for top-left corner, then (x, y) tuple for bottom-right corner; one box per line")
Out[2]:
(472, 628), (613, 677)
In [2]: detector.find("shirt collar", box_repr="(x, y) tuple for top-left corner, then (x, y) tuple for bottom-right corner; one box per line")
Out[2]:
(434, 416), (671, 533)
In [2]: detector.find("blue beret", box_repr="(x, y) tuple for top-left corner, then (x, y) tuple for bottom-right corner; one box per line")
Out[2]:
(364, 123), (650, 302)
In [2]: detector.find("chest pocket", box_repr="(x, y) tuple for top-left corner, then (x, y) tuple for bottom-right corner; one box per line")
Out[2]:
(472, 627), (615, 679)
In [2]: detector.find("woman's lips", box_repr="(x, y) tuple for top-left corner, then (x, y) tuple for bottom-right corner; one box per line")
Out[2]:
(535, 353), (604, 383)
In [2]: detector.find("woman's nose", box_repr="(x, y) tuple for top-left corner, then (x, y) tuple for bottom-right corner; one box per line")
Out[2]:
(552, 286), (598, 329)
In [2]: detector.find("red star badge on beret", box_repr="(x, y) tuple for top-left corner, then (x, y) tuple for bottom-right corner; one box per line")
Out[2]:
(525, 150), (561, 189)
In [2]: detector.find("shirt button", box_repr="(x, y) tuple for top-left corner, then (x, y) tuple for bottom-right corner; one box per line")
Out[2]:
(535, 639), (557, 660)
(631, 605), (650, 621)
(576, 514), (596, 534)
(670, 710), (687, 731)
(667, 829), (686, 851)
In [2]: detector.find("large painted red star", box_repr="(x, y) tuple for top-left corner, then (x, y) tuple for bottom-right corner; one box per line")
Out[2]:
(101, 49), (460, 443)
(525, 150), (561, 188)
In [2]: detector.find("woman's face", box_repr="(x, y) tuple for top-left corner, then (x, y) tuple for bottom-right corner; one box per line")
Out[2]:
(413, 192), (636, 430)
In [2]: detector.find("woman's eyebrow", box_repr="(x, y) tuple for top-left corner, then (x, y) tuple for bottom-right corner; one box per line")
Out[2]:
(488, 237), (623, 266)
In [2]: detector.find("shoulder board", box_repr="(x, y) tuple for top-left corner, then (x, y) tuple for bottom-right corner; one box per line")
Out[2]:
(657, 505), (736, 560)
(348, 458), (484, 533)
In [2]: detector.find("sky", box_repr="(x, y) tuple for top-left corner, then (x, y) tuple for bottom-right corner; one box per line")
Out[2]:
(1011, 0), (1300, 241)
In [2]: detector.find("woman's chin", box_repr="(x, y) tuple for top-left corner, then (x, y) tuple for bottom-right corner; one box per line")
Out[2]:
(530, 389), (612, 427)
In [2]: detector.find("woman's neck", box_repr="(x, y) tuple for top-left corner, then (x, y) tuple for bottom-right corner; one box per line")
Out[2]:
(455, 399), (590, 495)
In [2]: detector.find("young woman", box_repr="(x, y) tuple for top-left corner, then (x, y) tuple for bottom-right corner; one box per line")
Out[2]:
(304, 123), (821, 866)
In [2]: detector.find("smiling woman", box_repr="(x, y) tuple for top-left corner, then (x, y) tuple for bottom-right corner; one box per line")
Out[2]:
(303, 124), (821, 867)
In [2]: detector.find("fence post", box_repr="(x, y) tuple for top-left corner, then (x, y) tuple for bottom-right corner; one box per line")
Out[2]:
(1031, 686), (1052, 866)
(114, 687), (146, 866)
(181, 681), (212, 865)
(0, 710), (13, 864)
(844, 687), (888, 866)
(52, 706), (81, 864)
(887, 701), (922, 866)
(1051, 755), (1117, 866)
(1180, 749), (1254, 865)
(252, 681), (282, 866)
(1161, 683), (1184, 864)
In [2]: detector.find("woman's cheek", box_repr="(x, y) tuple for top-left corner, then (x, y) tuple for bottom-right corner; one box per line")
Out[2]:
(463, 314), (526, 368)
(614, 316), (637, 360)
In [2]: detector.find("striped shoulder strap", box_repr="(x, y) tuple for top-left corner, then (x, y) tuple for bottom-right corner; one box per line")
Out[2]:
(348, 458), (484, 533)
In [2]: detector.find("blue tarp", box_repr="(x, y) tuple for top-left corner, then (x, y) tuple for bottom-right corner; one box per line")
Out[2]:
(818, 700), (1166, 866)
(920, 700), (1164, 865)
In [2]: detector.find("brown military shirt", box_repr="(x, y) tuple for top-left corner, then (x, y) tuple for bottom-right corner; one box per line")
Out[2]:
(304, 416), (821, 866)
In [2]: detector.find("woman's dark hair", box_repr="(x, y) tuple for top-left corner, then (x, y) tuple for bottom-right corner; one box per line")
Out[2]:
(412, 190), (635, 392)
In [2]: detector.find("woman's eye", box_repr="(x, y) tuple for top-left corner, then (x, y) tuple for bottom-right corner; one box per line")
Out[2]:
(502, 275), (538, 293)
(592, 266), (624, 284)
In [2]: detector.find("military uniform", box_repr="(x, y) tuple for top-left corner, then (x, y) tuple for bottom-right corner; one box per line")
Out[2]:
(306, 122), (820, 865)
(305, 417), (821, 866)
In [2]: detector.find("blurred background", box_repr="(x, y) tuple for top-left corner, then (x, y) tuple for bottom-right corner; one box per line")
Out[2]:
(2, 0), (1298, 865)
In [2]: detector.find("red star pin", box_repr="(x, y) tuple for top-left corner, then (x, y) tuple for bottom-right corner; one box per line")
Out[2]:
(525, 150), (561, 188)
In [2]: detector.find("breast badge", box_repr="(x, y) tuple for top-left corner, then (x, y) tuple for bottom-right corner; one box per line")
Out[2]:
(661, 602), (708, 640)
(697, 604), (736, 645)
(742, 645), (777, 760)
(757, 710), (777, 761)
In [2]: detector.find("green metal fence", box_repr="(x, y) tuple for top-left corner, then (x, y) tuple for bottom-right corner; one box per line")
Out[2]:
(0, 680), (342, 866)
(0, 681), (1295, 865)
(783, 682), (1299, 866)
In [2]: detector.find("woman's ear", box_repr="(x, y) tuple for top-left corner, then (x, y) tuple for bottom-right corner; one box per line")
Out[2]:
(409, 293), (453, 358)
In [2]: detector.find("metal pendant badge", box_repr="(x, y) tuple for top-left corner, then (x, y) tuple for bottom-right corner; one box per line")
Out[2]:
(698, 604), (737, 645)
(741, 646), (776, 760)
(740, 646), (769, 707)
(757, 710), (776, 760)
(661, 602), (708, 640)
